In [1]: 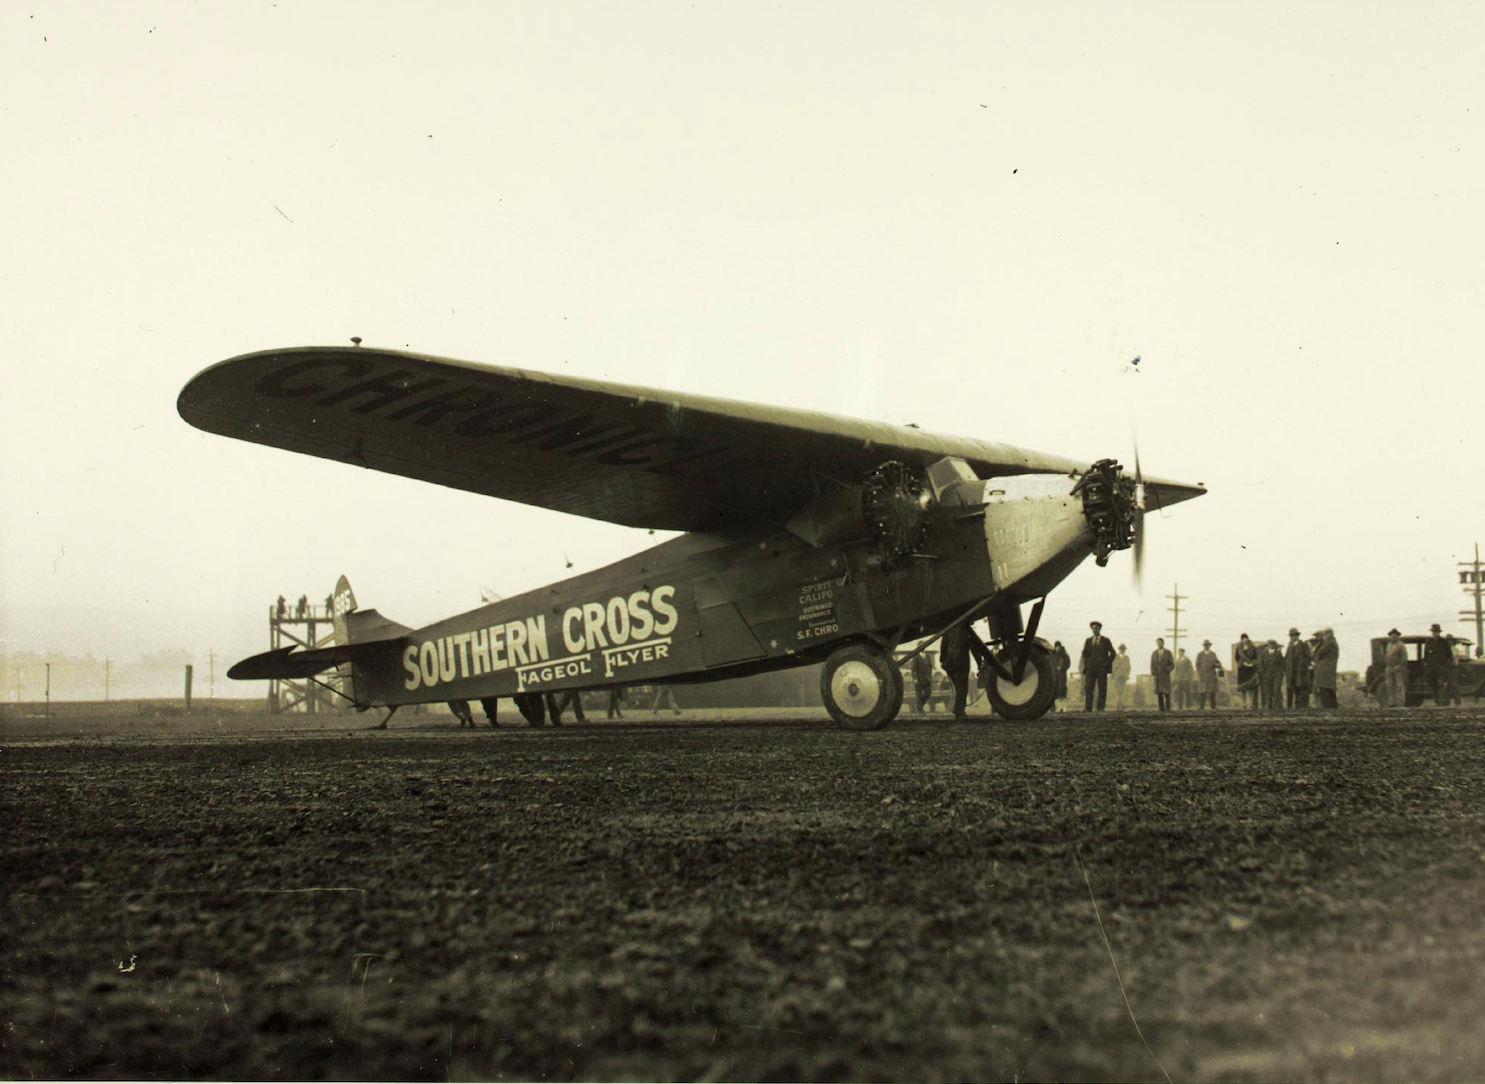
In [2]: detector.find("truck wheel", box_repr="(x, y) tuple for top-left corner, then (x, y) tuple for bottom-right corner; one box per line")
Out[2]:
(821, 643), (903, 731)
(987, 644), (1057, 721)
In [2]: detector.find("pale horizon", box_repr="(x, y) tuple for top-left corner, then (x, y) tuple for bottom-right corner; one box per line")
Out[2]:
(3, 1), (1482, 700)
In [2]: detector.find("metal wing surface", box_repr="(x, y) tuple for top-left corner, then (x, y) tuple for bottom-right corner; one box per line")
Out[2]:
(178, 346), (1198, 531)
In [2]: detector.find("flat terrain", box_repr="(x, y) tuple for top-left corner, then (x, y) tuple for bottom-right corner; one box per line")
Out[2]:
(3, 705), (1484, 1081)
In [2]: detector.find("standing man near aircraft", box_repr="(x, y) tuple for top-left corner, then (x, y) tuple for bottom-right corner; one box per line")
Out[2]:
(1284, 628), (1312, 709)
(941, 623), (973, 720)
(1383, 628), (1409, 707)
(1053, 641), (1072, 712)
(1424, 623), (1457, 706)
(1111, 645), (1132, 709)
(1150, 638), (1174, 712)
(1313, 628), (1340, 709)
(911, 651), (935, 714)
(1258, 639), (1286, 710)
(548, 690), (587, 723)
(1173, 648), (1196, 709)
(1195, 640), (1223, 709)
(1081, 622), (1116, 712)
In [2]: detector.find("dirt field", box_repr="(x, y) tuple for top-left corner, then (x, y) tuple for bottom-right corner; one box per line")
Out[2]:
(3, 705), (1484, 1081)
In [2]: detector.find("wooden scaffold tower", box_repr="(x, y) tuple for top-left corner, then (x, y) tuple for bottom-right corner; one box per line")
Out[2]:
(267, 593), (339, 713)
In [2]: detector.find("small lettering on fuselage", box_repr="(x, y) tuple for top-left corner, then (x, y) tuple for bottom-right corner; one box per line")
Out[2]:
(401, 585), (679, 693)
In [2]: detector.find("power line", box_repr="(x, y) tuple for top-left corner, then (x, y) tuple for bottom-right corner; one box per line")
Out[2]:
(1461, 543), (1483, 655)
(1166, 584), (1186, 656)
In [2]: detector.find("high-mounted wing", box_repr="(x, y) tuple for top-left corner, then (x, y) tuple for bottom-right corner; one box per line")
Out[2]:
(179, 346), (1202, 531)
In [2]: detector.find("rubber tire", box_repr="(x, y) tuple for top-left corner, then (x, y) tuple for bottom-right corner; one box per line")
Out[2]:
(821, 643), (904, 731)
(986, 643), (1057, 721)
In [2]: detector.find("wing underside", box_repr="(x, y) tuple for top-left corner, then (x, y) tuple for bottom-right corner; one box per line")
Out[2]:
(179, 346), (1202, 530)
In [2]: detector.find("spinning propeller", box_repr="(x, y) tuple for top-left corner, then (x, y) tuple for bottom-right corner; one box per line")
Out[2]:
(1132, 446), (1146, 589)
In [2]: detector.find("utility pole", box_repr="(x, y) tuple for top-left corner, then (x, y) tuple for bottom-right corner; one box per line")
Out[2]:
(1167, 584), (1186, 656)
(45, 662), (51, 717)
(1461, 543), (1484, 657)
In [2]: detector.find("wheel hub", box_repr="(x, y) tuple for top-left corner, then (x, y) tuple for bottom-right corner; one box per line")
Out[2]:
(831, 661), (881, 717)
(995, 661), (1042, 707)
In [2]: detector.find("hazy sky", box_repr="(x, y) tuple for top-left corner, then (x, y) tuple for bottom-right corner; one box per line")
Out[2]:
(3, 1), (1482, 693)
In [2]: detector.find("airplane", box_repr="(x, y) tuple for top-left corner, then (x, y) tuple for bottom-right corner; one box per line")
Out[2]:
(177, 345), (1205, 729)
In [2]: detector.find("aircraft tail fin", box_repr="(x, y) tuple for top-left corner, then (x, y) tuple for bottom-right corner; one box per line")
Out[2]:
(227, 575), (411, 701)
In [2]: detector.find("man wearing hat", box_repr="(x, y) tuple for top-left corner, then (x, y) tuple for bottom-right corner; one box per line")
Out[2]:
(1424, 623), (1458, 706)
(1150, 638), (1175, 712)
(1258, 638), (1286, 710)
(1195, 639), (1223, 709)
(1284, 628), (1312, 709)
(1111, 644), (1133, 709)
(1080, 621), (1117, 712)
(1173, 647), (1196, 709)
(1384, 628), (1410, 707)
(1313, 628), (1339, 709)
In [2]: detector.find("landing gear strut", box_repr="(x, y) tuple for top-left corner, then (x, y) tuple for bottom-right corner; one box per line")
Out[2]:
(984, 643), (1056, 720)
(976, 598), (1057, 721)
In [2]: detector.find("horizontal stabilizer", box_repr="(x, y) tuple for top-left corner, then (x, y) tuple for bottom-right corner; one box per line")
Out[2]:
(228, 644), (376, 680)
(228, 609), (411, 680)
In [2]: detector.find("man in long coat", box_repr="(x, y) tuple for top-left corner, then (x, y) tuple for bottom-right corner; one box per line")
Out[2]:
(912, 651), (935, 714)
(1111, 645), (1133, 709)
(1284, 627), (1312, 709)
(1257, 639), (1286, 710)
(1173, 648), (1196, 710)
(1383, 628), (1410, 707)
(1312, 628), (1339, 709)
(1150, 638), (1175, 712)
(1424, 623), (1457, 706)
(941, 623), (973, 720)
(1080, 621), (1116, 712)
(1195, 639), (1223, 709)
(1053, 642), (1072, 712)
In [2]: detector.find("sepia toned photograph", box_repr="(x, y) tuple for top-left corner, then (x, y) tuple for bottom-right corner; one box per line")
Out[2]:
(2, 1), (1483, 1079)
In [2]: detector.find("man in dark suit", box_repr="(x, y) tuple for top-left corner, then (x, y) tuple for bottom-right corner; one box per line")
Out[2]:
(1424, 623), (1458, 705)
(941, 624), (972, 720)
(1284, 627), (1312, 709)
(1080, 621), (1116, 712)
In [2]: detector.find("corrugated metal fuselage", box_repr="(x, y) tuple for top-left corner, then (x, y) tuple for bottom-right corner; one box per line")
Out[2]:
(351, 476), (1098, 707)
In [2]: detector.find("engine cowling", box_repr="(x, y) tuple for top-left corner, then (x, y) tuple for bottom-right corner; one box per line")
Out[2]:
(784, 461), (933, 568)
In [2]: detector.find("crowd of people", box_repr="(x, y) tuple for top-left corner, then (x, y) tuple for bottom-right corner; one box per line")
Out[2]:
(1043, 620), (1465, 713)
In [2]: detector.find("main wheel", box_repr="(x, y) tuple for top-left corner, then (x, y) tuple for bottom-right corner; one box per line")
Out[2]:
(821, 643), (903, 731)
(986, 643), (1057, 721)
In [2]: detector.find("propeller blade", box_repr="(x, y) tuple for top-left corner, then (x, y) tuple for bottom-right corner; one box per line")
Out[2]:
(1131, 446), (1145, 589)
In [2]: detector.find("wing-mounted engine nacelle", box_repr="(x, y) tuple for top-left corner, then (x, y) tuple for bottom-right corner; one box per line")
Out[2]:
(785, 461), (933, 569)
(1070, 457), (1138, 566)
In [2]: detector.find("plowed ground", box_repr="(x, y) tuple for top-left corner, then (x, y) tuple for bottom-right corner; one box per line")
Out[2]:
(3, 707), (1484, 1081)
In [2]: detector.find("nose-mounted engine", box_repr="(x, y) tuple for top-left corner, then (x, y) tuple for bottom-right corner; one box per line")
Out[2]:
(1072, 458), (1138, 566)
(785, 460), (933, 570)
